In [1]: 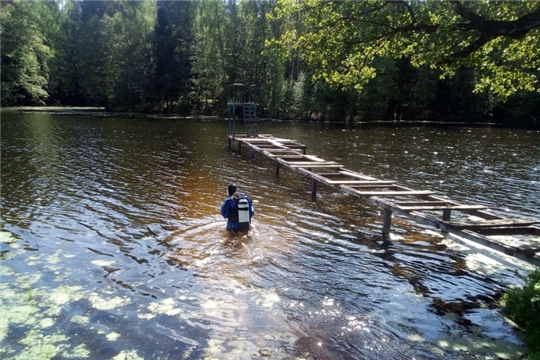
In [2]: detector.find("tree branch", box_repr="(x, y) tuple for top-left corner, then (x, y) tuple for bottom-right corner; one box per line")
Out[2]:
(391, 0), (416, 24)
(448, 1), (540, 58)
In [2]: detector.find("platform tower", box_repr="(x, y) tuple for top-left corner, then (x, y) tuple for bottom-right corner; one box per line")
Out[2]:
(227, 83), (258, 138)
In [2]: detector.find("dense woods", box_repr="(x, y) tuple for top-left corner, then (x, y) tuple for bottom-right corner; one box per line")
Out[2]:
(1, 0), (539, 126)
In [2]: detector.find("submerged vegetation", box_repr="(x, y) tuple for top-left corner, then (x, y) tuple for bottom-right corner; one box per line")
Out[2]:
(0, 0), (539, 126)
(502, 269), (540, 359)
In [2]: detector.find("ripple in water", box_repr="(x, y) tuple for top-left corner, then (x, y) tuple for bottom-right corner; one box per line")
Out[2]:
(1, 114), (538, 358)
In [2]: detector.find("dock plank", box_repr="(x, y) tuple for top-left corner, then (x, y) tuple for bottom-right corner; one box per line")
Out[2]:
(345, 185), (400, 189)
(228, 133), (540, 266)
(339, 170), (379, 181)
(257, 148), (297, 153)
(444, 219), (539, 229)
(275, 155), (306, 160)
(397, 204), (487, 211)
(289, 164), (344, 169)
(393, 200), (447, 206)
(286, 161), (340, 166)
(461, 230), (540, 255)
(342, 187), (434, 197)
(475, 226), (540, 236)
(324, 180), (396, 185)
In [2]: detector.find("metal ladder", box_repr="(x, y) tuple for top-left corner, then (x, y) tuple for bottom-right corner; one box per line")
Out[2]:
(242, 104), (258, 137)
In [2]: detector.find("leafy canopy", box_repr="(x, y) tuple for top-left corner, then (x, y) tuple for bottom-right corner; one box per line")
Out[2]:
(269, 0), (540, 97)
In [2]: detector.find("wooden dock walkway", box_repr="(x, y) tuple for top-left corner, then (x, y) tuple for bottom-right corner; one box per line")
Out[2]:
(229, 133), (540, 266)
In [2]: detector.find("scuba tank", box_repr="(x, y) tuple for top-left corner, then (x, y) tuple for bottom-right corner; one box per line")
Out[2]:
(237, 197), (250, 232)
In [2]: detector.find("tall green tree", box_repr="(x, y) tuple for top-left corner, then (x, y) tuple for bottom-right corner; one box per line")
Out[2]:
(190, 0), (230, 114)
(69, 0), (119, 108)
(109, 0), (156, 111)
(64, 0), (155, 110)
(270, 0), (540, 98)
(150, 0), (192, 113)
(238, 0), (287, 118)
(1, 0), (56, 105)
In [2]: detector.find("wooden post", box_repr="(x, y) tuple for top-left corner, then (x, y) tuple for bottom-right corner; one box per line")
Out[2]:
(441, 209), (451, 233)
(228, 137), (231, 148)
(382, 209), (392, 239)
(251, 147), (255, 160)
(275, 162), (280, 176)
(311, 179), (317, 197)
(442, 209), (451, 221)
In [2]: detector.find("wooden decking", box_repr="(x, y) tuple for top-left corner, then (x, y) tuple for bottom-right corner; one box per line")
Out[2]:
(229, 133), (540, 266)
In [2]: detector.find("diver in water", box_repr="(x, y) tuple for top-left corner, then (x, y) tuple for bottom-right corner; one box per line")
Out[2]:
(220, 184), (254, 232)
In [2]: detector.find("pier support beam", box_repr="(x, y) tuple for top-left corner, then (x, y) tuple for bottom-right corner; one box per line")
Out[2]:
(442, 209), (451, 233)
(382, 209), (393, 239)
(311, 179), (317, 198)
(442, 209), (452, 221)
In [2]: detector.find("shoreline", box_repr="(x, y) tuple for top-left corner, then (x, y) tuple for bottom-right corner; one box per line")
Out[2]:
(0, 105), (506, 127)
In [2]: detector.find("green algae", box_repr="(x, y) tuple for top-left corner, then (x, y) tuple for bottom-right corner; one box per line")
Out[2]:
(111, 350), (144, 360)
(106, 332), (121, 341)
(63, 343), (91, 358)
(70, 315), (90, 325)
(0, 244), (103, 359)
(88, 292), (131, 310)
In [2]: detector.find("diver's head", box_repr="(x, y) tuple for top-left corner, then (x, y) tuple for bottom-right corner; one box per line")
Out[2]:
(228, 184), (237, 197)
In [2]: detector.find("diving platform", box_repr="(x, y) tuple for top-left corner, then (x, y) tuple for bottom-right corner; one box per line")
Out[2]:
(227, 83), (259, 138)
(228, 134), (540, 266)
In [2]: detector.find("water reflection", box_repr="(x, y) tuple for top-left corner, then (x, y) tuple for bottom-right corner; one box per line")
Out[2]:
(1, 114), (538, 359)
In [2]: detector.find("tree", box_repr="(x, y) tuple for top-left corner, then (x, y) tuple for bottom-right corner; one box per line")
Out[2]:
(62, 0), (155, 110)
(1, 1), (54, 105)
(190, 0), (230, 114)
(270, 0), (540, 98)
(109, 0), (156, 111)
(150, 0), (192, 113)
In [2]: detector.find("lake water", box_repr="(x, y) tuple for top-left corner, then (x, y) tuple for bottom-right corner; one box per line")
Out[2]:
(1, 112), (539, 359)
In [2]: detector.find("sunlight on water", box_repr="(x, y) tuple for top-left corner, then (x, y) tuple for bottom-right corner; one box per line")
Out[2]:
(1, 114), (539, 359)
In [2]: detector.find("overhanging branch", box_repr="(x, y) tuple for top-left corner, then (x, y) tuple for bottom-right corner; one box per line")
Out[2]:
(448, 1), (540, 58)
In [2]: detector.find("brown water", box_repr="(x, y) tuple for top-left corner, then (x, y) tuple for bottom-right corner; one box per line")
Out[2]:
(1, 113), (539, 359)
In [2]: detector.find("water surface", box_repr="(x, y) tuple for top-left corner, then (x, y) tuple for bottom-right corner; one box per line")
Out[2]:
(1, 113), (539, 359)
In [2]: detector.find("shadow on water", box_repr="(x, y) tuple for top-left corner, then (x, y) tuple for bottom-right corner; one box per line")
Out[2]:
(1, 113), (539, 359)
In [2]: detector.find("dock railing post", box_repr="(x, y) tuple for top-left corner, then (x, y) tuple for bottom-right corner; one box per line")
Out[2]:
(382, 209), (392, 239)
(442, 209), (451, 221)
(441, 209), (451, 233)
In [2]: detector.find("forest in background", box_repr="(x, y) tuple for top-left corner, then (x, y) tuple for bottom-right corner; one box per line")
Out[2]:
(1, 0), (539, 127)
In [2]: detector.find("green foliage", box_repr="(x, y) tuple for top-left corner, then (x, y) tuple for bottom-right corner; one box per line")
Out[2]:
(190, 0), (286, 118)
(270, 0), (540, 99)
(502, 269), (540, 358)
(66, 0), (156, 109)
(493, 90), (540, 128)
(190, 0), (230, 114)
(1, 0), (538, 125)
(150, 0), (192, 113)
(110, 0), (156, 111)
(1, 1), (53, 105)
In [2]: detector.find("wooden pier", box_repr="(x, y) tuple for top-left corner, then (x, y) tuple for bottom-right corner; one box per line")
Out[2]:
(229, 133), (540, 266)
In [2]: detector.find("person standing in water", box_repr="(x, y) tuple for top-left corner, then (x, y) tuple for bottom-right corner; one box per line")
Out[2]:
(221, 184), (254, 232)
